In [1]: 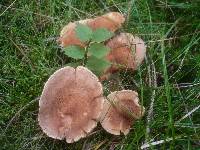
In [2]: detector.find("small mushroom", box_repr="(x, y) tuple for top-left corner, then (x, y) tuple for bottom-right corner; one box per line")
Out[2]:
(59, 12), (125, 47)
(99, 33), (146, 80)
(38, 66), (104, 143)
(100, 90), (145, 135)
(105, 33), (146, 73)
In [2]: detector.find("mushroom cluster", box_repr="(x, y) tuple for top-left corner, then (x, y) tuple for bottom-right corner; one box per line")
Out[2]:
(38, 67), (144, 143)
(38, 12), (146, 143)
(58, 12), (146, 80)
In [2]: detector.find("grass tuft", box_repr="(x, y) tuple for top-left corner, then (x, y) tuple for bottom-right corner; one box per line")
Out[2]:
(0, 0), (200, 149)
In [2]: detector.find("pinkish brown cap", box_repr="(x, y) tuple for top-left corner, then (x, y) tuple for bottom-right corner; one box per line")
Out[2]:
(99, 33), (146, 80)
(38, 66), (104, 143)
(59, 12), (125, 47)
(106, 33), (146, 71)
(100, 90), (145, 135)
(87, 12), (125, 31)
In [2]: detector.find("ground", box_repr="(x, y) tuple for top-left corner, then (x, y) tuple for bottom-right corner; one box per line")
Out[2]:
(0, 0), (200, 149)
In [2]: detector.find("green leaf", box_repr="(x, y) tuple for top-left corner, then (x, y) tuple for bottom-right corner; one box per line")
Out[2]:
(88, 43), (110, 58)
(66, 62), (82, 68)
(64, 46), (85, 59)
(86, 56), (111, 76)
(75, 24), (93, 42)
(92, 28), (114, 42)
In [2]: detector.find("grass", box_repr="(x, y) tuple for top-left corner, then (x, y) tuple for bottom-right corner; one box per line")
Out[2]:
(0, 0), (200, 149)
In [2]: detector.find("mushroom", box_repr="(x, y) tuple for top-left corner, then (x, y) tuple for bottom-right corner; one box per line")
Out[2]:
(38, 66), (104, 143)
(59, 12), (125, 47)
(105, 32), (146, 74)
(99, 33), (146, 81)
(100, 90), (145, 135)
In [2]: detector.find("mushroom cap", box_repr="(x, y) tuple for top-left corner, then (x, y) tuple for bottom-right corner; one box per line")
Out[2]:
(106, 33), (146, 72)
(87, 12), (125, 32)
(38, 66), (104, 143)
(99, 33), (146, 80)
(59, 12), (125, 47)
(100, 90), (145, 135)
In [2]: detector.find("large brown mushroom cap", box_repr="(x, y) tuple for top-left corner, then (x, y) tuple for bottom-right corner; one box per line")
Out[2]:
(100, 90), (145, 135)
(38, 66), (104, 143)
(59, 12), (125, 47)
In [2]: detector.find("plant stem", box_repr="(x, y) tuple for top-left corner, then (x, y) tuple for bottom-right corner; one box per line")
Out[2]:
(83, 41), (90, 66)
